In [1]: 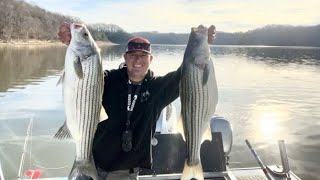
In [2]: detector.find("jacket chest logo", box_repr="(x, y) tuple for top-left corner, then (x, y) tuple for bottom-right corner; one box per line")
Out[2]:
(140, 90), (150, 102)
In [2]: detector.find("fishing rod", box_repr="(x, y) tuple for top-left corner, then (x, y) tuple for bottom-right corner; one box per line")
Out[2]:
(0, 158), (5, 180)
(18, 117), (34, 179)
(245, 139), (272, 180)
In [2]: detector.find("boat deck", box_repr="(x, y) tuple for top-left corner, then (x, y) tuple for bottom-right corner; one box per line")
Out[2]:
(18, 166), (300, 180)
(138, 166), (300, 180)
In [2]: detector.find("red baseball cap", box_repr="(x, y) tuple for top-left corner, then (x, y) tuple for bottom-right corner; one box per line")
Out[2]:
(125, 37), (151, 54)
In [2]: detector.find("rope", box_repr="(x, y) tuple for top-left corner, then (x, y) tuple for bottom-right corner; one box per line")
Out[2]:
(17, 114), (70, 178)
(32, 163), (69, 170)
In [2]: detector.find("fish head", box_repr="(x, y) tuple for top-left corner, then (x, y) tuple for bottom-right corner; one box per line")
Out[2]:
(186, 25), (215, 67)
(70, 23), (94, 48)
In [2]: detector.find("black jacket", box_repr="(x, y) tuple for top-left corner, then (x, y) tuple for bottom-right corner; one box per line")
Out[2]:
(92, 66), (181, 171)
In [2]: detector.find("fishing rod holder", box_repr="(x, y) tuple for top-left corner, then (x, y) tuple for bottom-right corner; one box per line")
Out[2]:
(267, 140), (291, 179)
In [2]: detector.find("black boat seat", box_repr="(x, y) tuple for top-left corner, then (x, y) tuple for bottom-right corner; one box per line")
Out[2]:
(139, 132), (226, 175)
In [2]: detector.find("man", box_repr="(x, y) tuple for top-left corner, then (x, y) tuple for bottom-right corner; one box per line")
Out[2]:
(58, 23), (181, 180)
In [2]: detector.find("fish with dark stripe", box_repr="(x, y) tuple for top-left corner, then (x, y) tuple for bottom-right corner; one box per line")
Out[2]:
(180, 25), (218, 180)
(55, 23), (104, 180)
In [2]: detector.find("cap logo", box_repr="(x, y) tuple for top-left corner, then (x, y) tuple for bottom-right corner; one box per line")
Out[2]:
(126, 37), (151, 54)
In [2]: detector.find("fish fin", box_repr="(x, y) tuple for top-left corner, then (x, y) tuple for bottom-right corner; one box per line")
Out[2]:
(203, 62), (210, 85)
(177, 116), (186, 141)
(54, 121), (72, 139)
(165, 104), (172, 122)
(99, 106), (108, 122)
(74, 57), (83, 79)
(69, 155), (99, 180)
(165, 104), (177, 133)
(181, 161), (204, 180)
(201, 126), (212, 143)
(56, 69), (65, 86)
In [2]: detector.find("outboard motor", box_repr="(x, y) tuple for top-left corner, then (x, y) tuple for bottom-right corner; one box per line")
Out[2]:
(210, 116), (233, 164)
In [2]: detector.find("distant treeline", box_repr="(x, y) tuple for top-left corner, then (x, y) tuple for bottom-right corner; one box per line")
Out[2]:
(215, 25), (320, 47)
(133, 32), (189, 44)
(134, 25), (320, 47)
(1, 0), (320, 46)
(88, 23), (132, 44)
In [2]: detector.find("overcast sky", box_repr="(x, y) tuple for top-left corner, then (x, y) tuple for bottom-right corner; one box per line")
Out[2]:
(27, 0), (320, 33)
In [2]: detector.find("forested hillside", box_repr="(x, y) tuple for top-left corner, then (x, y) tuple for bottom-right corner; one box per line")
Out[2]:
(88, 23), (132, 44)
(133, 32), (189, 44)
(1, 0), (319, 46)
(0, 0), (72, 41)
(215, 25), (320, 47)
(0, 0), (131, 43)
(134, 25), (320, 47)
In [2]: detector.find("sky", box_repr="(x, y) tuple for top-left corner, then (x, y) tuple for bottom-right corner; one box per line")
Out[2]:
(26, 0), (320, 33)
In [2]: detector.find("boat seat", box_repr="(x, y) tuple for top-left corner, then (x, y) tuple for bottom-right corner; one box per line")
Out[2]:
(140, 132), (226, 175)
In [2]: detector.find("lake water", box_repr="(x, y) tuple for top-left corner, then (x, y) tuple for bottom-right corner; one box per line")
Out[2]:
(0, 44), (319, 180)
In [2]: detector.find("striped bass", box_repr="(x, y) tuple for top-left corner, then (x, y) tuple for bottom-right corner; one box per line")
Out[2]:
(55, 23), (104, 180)
(180, 25), (218, 180)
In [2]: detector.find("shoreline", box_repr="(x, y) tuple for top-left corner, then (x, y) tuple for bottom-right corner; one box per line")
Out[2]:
(0, 40), (117, 47)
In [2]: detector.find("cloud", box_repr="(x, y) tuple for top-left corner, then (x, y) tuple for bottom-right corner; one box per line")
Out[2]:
(26, 0), (320, 33)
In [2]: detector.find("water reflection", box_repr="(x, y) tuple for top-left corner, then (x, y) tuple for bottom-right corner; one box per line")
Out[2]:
(0, 46), (66, 93)
(212, 46), (320, 66)
(0, 45), (128, 95)
(2, 45), (316, 95)
(250, 104), (289, 140)
(100, 45), (125, 61)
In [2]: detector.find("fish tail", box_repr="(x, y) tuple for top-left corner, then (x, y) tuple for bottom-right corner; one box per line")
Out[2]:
(181, 161), (204, 180)
(69, 157), (99, 180)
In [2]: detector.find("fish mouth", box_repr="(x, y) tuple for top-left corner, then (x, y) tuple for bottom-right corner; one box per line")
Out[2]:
(191, 25), (216, 44)
(192, 25), (207, 33)
(72, 23), (85, 29)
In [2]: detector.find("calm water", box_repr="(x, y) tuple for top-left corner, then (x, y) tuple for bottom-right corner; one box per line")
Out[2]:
(0, 45), (319, 179)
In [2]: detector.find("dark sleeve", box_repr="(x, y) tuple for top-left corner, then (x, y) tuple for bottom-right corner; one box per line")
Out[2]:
(154, 65), (182, 110)
(101, 69), (110, 116)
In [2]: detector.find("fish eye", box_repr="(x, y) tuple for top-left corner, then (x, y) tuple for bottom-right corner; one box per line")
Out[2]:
(84, 33), (88, 37)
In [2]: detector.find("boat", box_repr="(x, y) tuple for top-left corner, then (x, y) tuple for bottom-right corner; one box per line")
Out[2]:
(138, 116), (301, 180)
(0, 105), (301, 180)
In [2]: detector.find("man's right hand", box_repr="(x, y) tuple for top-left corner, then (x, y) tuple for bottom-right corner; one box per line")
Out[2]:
(58, 22), (71, 45)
